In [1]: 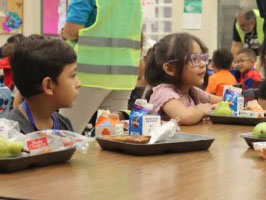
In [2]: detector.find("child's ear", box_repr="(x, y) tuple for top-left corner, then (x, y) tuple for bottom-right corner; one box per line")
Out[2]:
(162, 63), (176, 76)
(42, 77), (54, 96)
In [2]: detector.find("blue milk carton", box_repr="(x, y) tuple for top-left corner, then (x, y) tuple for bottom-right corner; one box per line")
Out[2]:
(223, 86), (243, 116)
(129, 99), (154, 136)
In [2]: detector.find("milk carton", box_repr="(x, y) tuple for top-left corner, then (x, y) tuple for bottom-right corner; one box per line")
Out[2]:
(223, 87), (243, 116)
(95, 121), (124, 136)
(95, 110), (124, 136)
(129, 99), (160, 136)
(130, 114), (161, 136)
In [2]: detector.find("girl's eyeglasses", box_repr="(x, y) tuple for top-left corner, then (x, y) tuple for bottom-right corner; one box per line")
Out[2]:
(168, 53), (209, 67)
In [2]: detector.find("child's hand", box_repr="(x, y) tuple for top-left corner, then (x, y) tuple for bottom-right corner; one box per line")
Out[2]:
(196, 103), (214, 115)
(210, 103), (218, 110)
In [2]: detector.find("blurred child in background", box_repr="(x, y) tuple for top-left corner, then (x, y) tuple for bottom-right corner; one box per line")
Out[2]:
(7, 35), (80, 134)
(145, 33), (221, 125)
(206, 48), (237, 96)
(0, 34), (25, 90)
(235, 48), (262, 90)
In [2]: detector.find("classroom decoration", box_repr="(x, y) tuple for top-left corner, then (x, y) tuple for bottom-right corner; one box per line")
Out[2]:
(182, 0), (202, 29)
(41, 0), (68, 36)
(0, 0), (23, 34)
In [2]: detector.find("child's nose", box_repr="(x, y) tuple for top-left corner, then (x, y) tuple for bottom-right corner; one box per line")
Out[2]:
(198, 60), (206, 68)
(76, 78), (81, 89)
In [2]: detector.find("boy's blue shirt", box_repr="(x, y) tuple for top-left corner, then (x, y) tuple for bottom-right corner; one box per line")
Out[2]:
(66, 0), (97, 28)
(240, 69), (262, 90)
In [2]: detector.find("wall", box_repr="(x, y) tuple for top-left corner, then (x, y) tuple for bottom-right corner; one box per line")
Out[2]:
(0, 0), (219, 54)
(0, 0), (41, 45)
(218, 0), (258, 50)
(172, 0), (218, 54)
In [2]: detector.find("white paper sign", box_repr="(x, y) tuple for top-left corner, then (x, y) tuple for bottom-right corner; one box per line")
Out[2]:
(142, 0), (155, 22)
(182, 13), (202, 29)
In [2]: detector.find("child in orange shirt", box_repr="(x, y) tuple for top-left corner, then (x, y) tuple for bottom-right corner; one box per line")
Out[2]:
(206, 49), (237, 96)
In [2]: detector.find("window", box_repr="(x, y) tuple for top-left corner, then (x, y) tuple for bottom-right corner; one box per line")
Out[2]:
(143, 0), (173, 42)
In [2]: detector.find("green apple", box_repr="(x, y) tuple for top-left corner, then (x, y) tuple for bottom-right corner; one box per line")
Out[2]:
(0, 137), (9, 158)
(214, 101), (232, 117)
(0, 138), (24, 158)
(252, 122), (266, 138)
(8, 141), (23, 155)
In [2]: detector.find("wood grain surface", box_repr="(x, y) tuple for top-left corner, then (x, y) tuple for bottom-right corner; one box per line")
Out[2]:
(0, 122), (265, 200)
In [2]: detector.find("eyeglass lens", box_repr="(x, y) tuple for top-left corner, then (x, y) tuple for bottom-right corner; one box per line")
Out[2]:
(190, 53), (209, 66)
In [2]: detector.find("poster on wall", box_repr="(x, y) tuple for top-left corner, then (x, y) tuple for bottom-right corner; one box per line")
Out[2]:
(41, 0), (68, 36)
(142, 0), (155, 23)
(0, 0), (23, 34)
(182, 0), (202, 29)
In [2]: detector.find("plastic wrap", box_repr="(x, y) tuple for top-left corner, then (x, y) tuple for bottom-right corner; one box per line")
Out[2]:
(253, 142), (266, 159)
(24, 130), (90, 154)
(0, 118), (25, 141)
(148, 119), (180, 144)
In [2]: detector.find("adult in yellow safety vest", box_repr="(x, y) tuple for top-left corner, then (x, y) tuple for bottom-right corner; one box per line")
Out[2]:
(61, 0), (143, 133)
(231, 8), (264, 58)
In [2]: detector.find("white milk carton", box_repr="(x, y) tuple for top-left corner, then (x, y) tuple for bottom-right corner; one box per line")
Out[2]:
(142, 115), (161, 136)
(236, 96), (244, 116)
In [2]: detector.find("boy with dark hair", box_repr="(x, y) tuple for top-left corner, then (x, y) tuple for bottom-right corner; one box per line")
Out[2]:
(236, 48), (262, 90)
(206, 49), (237, 96)
(7, 35), (81, 134)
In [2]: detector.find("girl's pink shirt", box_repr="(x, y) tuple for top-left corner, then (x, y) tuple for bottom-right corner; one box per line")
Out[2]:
(149, 83), (211, 120)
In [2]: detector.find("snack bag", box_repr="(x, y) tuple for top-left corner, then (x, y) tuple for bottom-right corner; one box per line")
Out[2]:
(239, 100), (264, 118)
(246, 100), (264, 112)
(24, 130), (90, 155)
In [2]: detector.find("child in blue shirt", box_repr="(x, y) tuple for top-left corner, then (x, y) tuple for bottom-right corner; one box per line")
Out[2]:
(236, 48), (262, 90)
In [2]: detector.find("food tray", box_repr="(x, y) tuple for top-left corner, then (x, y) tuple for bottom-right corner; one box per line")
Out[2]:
(241, 133), (266, 148)
(209, 115), (266, 126)
(0, 147), (76, 173)
(0, 196), (32, 200)
(96, 133), (215, 156)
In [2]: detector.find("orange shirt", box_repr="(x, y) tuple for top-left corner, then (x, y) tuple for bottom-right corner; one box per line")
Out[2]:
(206, 70), (237, 96)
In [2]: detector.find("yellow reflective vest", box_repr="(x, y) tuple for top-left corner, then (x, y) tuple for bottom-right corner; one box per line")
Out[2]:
(236, 9), (264, 46)
(74, 0), (143, 90)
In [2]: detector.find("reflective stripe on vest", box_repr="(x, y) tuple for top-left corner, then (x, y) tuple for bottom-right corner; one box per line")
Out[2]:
(78, 36), (141, 49)
(78, 63), (138, 75)
(236, 9), (264, 45)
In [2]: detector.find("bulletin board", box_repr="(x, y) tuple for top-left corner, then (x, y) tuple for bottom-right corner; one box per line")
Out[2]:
(41, 0), (68, 36)
(0, 0), (23, 34)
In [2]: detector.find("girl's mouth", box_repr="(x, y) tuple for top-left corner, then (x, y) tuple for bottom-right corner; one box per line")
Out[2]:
(198, 71), (206, 76)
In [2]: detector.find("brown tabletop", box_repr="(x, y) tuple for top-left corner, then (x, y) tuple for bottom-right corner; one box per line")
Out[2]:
(0, 123), (266, 200)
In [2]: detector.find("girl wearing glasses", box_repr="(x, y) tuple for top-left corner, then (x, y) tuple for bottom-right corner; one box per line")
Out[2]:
(145, 33), (221, 125)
